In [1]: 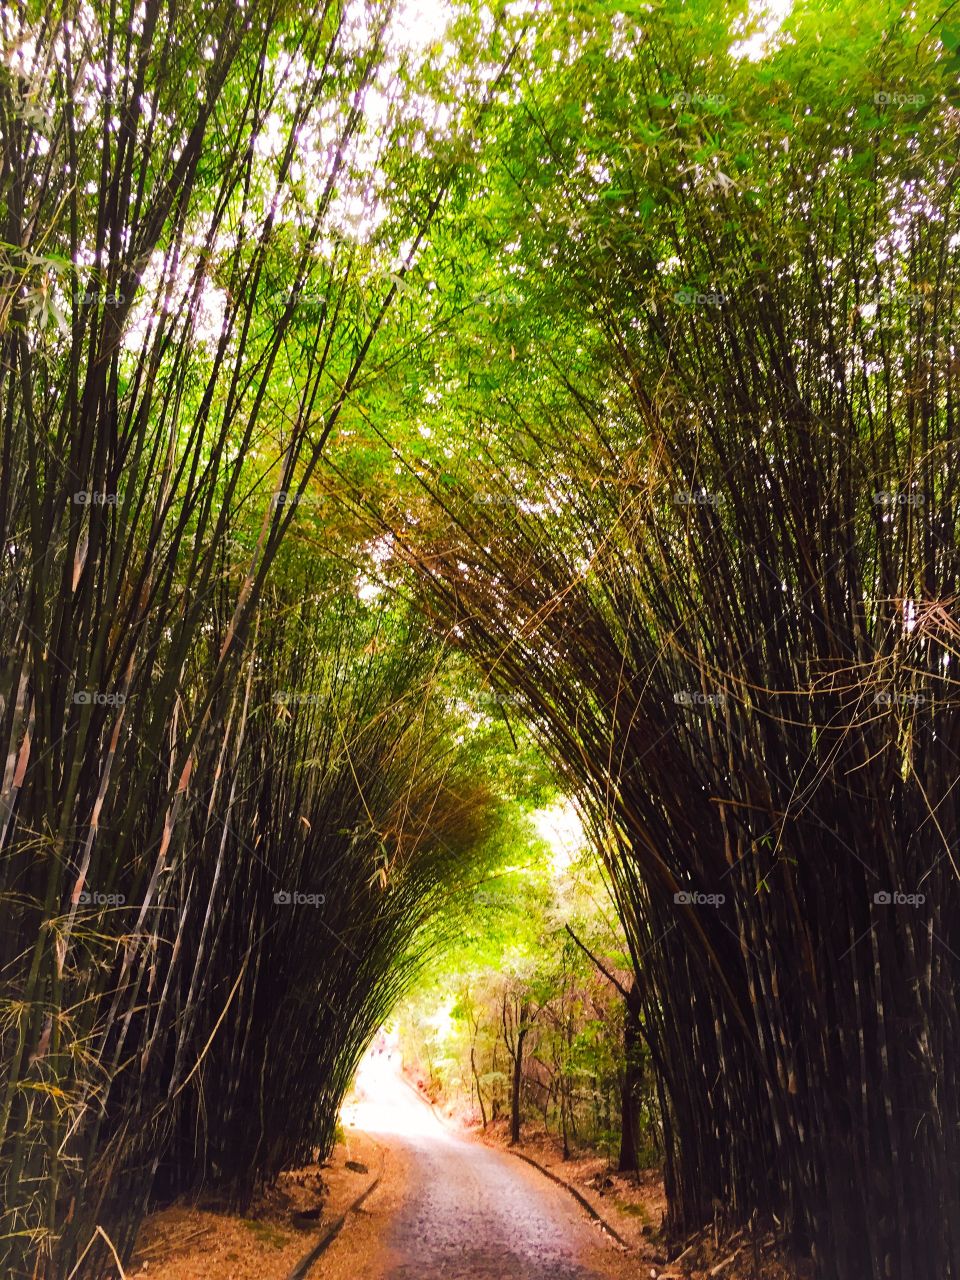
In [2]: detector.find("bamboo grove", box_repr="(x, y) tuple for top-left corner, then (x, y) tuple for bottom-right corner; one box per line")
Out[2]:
(0, 0), (517, 1273)
(336, 6), (960, 1280)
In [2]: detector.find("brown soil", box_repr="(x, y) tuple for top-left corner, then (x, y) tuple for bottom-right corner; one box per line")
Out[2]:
(129, 1129), (380, 1279)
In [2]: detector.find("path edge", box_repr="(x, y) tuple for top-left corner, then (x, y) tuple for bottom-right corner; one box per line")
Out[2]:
(399, 1069), (631, 1253)
(284, 1146), (383, 1280)
(502, 1147), (632, 1252)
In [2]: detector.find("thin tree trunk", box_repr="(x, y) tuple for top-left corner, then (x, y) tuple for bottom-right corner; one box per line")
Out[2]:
(618, 982), (643, 1175)
(510, 1024), (527, 1145)
(471, 1043), (488, 1129)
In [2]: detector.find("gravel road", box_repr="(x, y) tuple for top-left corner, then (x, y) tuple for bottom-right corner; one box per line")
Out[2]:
(317, 1055), (630, 1280)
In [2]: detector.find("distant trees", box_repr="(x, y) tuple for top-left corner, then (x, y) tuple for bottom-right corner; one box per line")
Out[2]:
(397, 865), (659, 1166)
(501, 984), (537, 1145)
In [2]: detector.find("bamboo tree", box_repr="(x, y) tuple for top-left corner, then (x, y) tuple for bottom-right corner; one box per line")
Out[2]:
(0, 0), (517, 1271)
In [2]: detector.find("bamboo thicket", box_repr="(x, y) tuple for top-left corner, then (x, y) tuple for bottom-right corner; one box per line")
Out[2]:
(352, 10), (960, 1278)
(0, 0), (500, 1273)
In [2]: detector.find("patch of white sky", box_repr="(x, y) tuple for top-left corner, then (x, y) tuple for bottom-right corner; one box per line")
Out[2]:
(729, 0), (794, 61)
(119, 0), (468, 352)
(533, 799), (586, 878)
(13, 0), (937, 386)
(355, 533), (394, 603)
(186, 0), (533, 330)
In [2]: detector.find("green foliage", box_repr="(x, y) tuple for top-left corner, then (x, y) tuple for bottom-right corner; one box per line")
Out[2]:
(0, 0), (522, 1272)
(397, 825), (652, 1159)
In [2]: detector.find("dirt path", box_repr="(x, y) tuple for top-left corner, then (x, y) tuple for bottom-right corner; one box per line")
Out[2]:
(317, 1055), (632, 1280)
(132, 1054), (801, 1280)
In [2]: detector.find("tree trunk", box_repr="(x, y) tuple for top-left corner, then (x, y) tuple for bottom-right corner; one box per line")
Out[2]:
(618, 982), (643, 1174)
(510, 1025), (527, 1145)
(471, 1042), (487, 1129)
(559, 1070), (570, 1160)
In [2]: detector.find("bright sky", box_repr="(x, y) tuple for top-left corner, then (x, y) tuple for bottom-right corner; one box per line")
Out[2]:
(533, 800), (585, 876)
(389, 0), (455, 50)
(730, 0), (794, 61)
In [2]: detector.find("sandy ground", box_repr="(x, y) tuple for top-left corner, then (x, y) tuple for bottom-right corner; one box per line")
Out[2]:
(404, 1068), (810, 1280)
(468, 1119), (811, 1280)
(131, 1055), (631, 1280)
(469, 1117), (667, 1252)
